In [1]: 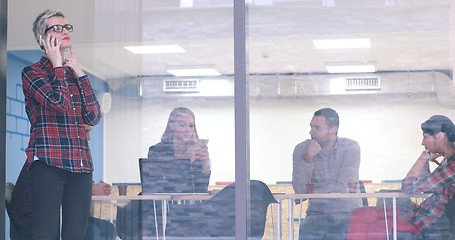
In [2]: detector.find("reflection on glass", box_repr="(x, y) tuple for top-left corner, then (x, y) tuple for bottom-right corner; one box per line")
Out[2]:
(5, 0), (455, 239)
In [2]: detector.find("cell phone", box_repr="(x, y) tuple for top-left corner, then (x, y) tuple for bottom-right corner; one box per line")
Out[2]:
(40, 35), (59, 48)
(39, 35), (45, 47)
(198, 139), (209, 146)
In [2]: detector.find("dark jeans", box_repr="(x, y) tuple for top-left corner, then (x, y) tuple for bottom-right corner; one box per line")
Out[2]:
(13, 217), (116, 240)
(30, 160), (92, 240)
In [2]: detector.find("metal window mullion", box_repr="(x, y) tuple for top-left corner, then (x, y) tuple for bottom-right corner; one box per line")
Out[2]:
(234, 0), (249, 239)
(0, 0), (7, 237)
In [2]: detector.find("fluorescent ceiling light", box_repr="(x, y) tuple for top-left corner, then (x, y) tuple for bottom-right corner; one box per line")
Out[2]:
(167, 67), (221, 77)
(326, 64), (376, 73)
(322, 0), (335, 7)
(313, 38), (371, 49)
(253, 0), (273, 6)
(180, 0), (194, 7)
(124, 45), (186, 54)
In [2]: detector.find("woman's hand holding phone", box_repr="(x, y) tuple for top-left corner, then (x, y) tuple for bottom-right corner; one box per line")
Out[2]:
(41, 34), (63, 67)
(40, 35), (84, 78)
(186, 139), (210, 170)
(196, 139), (210, 170)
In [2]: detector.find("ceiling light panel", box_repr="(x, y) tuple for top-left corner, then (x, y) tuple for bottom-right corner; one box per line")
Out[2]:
(167, 67), (221, 77)
(326, 64), (376, 73)
(124, 45), (186, 54)
(180, 0), (194, 8)
(313, 38), (371, 49)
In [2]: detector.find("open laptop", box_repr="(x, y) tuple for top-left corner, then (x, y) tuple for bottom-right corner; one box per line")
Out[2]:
(139, 158), (207, 194)
(138, 158), (210, 238)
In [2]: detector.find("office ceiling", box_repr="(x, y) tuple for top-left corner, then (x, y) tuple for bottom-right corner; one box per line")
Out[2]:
(7, 0), (455, 82)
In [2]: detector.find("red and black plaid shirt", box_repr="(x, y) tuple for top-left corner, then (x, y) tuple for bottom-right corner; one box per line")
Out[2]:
(402, 155), (455, 231)
(22, 56), (101, 173)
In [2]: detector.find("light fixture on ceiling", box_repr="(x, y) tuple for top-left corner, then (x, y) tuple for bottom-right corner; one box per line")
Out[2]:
(246, 0), (273, 5)
(166, 66), (222, 77)
(325, 62), (376, 73)
(313, 38), (371, 49)
(322, 0), (335, 7)
(180, 0), (194, 8)
(124, 45), (186, 54)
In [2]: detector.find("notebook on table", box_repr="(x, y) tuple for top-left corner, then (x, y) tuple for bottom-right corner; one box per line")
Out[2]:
(139, 158), (207, 195)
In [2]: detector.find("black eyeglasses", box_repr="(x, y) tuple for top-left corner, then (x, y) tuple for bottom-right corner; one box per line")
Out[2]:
(44, 24), (73, 34)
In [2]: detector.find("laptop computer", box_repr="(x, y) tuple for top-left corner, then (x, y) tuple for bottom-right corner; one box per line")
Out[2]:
(137, 158), (210, 237)
(139, 158), (207, 194)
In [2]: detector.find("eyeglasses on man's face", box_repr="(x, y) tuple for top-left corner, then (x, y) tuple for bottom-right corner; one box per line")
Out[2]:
(44, 24), (73, 34)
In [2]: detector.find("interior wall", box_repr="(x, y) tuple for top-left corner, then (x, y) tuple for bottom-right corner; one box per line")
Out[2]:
(103, 92), (144, 184)
(103, 73), (455, 185)
(249, 93), (450, 183)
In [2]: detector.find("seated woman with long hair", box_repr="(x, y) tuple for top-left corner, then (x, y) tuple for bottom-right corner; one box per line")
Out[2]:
(148, 107), (211, 192)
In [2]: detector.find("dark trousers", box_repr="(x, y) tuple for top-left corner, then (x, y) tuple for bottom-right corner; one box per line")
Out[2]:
(30, 161), (92, 240)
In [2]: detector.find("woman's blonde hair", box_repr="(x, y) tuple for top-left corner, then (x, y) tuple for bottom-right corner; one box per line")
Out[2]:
(161, 107), (199, 144)
(33, 9), (65, 50)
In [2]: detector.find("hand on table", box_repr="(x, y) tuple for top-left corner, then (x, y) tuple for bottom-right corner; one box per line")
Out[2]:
(92, 180), (112, 196)
(294, 198), (307, 205)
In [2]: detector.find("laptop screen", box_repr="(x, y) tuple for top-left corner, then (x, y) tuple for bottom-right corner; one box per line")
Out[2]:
(139, 158), (200, 194)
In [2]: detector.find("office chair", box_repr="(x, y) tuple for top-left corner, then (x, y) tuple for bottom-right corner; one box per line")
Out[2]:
(166, 180), (278, 239)
(358, 180), (368, 207)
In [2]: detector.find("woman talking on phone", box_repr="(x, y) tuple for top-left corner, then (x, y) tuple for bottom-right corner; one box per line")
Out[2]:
(148, 107), (211, 192)
(21, 9), (101, 239)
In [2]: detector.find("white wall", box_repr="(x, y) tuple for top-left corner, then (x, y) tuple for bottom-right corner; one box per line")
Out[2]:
(102, 72), (455, 185)
(249, 93), (451, 183)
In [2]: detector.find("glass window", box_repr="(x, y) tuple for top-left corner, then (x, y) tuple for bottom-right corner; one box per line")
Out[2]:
(4, 0), (455, 239)
(248, 0), (455, 239)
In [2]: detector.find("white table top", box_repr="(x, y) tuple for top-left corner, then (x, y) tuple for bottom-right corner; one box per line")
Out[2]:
(92, 191), (431, 201)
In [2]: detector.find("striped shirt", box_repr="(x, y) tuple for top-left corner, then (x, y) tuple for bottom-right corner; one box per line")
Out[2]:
(22, 56), (101, 173)
(402, 155), (455, 231)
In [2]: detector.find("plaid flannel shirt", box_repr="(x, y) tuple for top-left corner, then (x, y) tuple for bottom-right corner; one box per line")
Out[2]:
(402, 155), (455, 231)
(22, 56), (101, 173)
